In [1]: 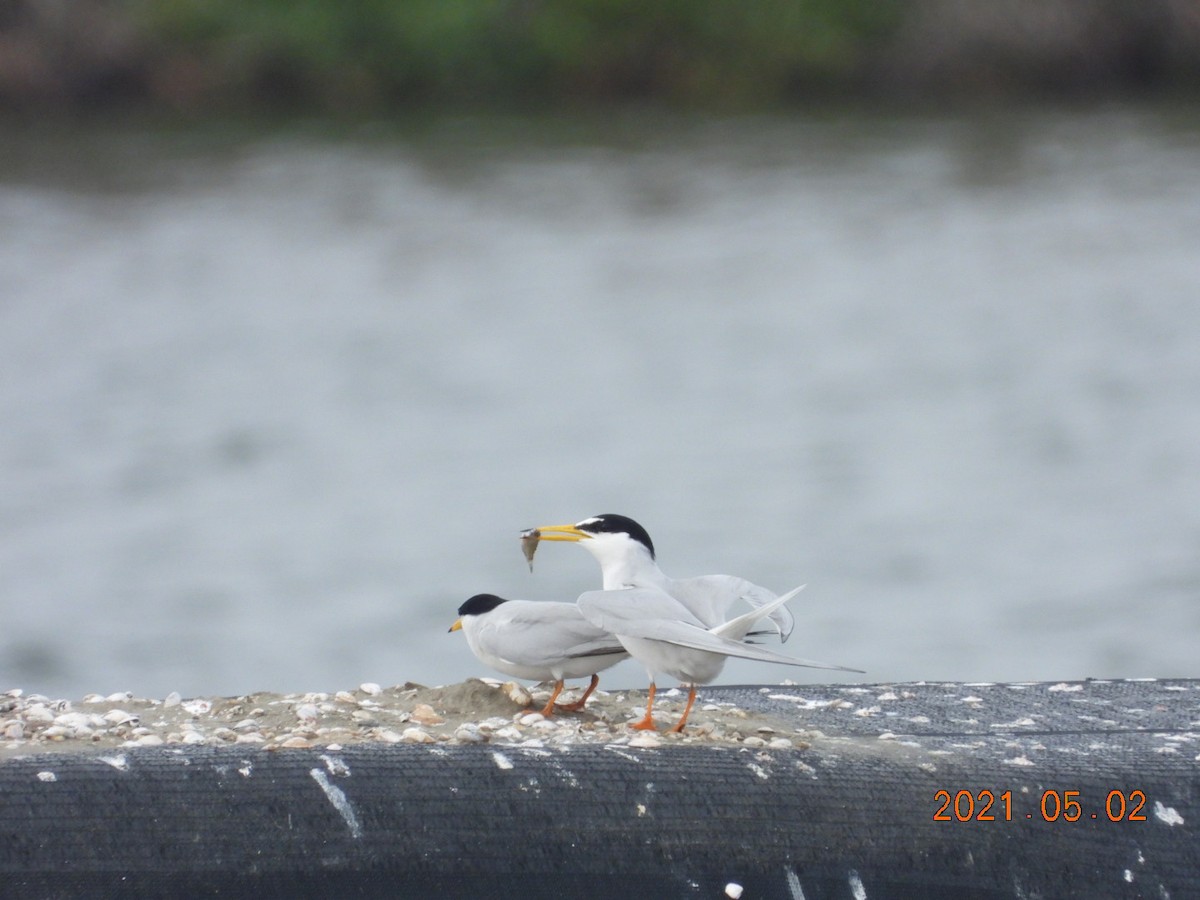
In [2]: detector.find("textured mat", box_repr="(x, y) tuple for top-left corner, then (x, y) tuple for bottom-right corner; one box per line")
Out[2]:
(2, 678), (1196, 899)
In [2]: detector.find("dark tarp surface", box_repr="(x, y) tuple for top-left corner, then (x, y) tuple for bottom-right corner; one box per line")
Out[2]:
(2, 679), (1196, 899)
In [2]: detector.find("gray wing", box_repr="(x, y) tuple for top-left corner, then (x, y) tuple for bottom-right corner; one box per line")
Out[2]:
(673, 575), (796, 641)
(711, 584), (805, 641)
(576, 587), (709, 635)
(482, 601), (626, 668)
(577, 588), (862, 673)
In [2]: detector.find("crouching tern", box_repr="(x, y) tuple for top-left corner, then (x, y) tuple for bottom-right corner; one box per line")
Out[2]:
(577, 583), (862, 732)
(449, 593), (629, 717)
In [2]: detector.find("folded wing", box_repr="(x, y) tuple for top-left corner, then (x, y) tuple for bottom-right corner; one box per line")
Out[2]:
(673, 574), (797, 641)
(577, 587), (862, 673)
(480, 601), (627, 669)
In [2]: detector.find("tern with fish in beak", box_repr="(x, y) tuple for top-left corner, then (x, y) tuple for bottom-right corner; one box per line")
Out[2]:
(523, 514), (862, 731)
(524, 514), (795, 641)
(449, 594), (628, 716)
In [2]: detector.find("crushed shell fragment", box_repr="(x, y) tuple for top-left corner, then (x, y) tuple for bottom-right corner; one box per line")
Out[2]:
(0, 679), (829, 753)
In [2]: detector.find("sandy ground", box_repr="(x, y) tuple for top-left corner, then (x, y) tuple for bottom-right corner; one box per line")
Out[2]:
(1, 678), (815, 760)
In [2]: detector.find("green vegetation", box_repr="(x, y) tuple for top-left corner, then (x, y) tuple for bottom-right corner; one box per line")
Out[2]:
(132, 0), (900, 108)
(3, 0), (1198, 112)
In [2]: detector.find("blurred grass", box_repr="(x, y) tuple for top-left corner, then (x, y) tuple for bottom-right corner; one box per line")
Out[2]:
(130, 0), (901, 108)
(3, 0), (1198, 111)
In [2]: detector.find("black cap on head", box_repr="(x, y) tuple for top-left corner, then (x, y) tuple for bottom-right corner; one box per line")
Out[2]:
(578, 514), (655, 559)
(458, 593), (508, 617)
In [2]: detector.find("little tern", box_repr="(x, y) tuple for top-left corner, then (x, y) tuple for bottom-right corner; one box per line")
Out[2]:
(526, 513), (795, 641)
(576, 583), (862, 731)
(449, 593), (629, 717)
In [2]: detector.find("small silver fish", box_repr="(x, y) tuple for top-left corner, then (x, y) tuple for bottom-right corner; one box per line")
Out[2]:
(520, 528), (540, 571)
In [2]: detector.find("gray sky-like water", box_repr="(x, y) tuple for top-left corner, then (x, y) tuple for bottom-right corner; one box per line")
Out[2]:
(1, 107), (1198, 699)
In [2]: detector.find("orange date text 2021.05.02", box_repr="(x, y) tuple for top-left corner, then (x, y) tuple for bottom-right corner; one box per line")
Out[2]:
(933, 789), (1148, 823)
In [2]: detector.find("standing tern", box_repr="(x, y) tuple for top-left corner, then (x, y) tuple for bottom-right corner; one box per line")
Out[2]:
(449, 593), (629, 717)
(576, 583), (863, 732)
(525, 513), (795, 641)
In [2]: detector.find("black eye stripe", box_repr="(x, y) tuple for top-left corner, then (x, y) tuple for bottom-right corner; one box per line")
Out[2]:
(576, 514), (656, 560)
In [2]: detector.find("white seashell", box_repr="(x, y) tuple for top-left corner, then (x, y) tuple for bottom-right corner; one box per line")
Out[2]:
(4, 722), (24, 740)
(106, 692), (133, 703)
(359, 682), (383, 695)
(454, 724), (487, 744)
(24, 705), (54, 725)
(628, 733), (662, 748)
(55, 712), (100, 731)
(741, 737), (767, 749)
(504, 682), (532, 706)
(181, 699), (211, 717)
(102, 710), (139, 726)
(41, 726), (72, 740)
(279, 736), (313, 748)
(294, 704), (320, 722)
(517, 712), (545, 727)
(163, 692), (182, 708)
(136, 735), (164, 747)
(37, 771), (57, 782)
(334, 691), (356, 704)
(768, 738), (795, 750)
(235, 733), (265, 744)
(181, 732), (207, 745)
(400, 728), (435, 744)
(375, 729), (404, 743)
(725, 883), (745, 899)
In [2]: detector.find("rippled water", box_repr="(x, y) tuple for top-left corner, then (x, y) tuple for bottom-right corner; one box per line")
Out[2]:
(2, 107), (1198, 699)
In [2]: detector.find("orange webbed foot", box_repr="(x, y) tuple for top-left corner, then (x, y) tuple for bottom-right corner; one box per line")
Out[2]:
(555, 674), (599, 712)
(538, 680), (565, 718)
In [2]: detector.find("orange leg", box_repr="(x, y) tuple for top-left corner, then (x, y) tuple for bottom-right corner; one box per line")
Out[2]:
(555, 674), (599, 712)
(538, 680), (565, 717)
(630, 682), (658, 731)
(667, 684), (698, 733)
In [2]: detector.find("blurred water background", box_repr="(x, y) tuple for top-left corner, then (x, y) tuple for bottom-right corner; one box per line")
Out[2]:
(2, 105), (1198, 700)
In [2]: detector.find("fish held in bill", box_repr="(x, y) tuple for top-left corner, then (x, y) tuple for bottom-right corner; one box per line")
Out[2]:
(520, 528), (540, 570)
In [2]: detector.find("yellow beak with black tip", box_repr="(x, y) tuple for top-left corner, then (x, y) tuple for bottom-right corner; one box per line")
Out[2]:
(448, 619), (463, 633)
